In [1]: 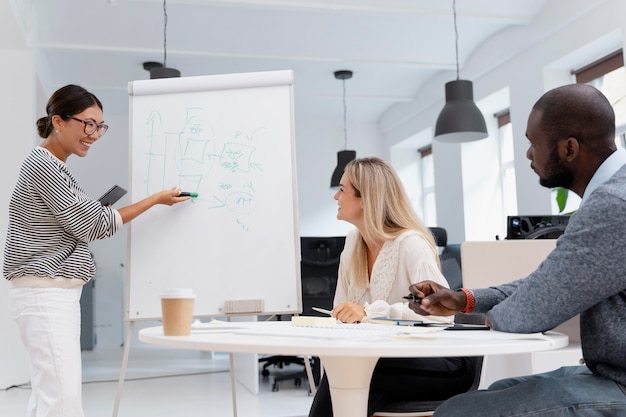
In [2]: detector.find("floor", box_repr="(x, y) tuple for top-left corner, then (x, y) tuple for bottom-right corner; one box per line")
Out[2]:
(0, 341), (314, 417)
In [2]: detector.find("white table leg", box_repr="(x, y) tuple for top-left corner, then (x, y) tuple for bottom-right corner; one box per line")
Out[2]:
(320, 356), (379, 417)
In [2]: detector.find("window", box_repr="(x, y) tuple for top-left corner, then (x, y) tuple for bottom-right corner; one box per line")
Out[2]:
(419, 145), (437, 226)
(574, 50), (626, 147)
(616, 132), (626, 149)
(496, 110), (518, 217)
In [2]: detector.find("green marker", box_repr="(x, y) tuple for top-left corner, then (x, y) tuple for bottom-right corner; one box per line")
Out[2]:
(179, 192), (198, 198)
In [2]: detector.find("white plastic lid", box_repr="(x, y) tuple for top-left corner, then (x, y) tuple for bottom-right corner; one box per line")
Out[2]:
(160, 288), (196, 299)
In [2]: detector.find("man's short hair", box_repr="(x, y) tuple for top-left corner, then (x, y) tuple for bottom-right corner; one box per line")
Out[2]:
(532, 84), (615, 156)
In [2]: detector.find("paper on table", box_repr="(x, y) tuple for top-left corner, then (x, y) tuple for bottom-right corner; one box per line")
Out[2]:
(292, 316), (338, 326)
(394, 328), (551, 341)
(386, 326), (447, 340)
(236, 322), (403, 341)
(390, 326), (446, 338)
(190, 319), (247, 332)
(367, 318), (427, 326)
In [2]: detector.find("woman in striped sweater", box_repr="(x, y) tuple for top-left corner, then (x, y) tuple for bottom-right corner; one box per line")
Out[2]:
(3, 85), (190, 417)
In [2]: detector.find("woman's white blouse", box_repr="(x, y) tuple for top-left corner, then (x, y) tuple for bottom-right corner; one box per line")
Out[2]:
(334, 229), (453, 324)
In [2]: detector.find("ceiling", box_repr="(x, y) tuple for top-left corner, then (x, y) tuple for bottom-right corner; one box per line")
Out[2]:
(13, 0), (549, 127)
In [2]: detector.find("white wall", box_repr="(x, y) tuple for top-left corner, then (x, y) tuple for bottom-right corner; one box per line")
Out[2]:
(67, 111), (129, 348)
(0, 0), (35, 387)
(296, 110), (384, 237)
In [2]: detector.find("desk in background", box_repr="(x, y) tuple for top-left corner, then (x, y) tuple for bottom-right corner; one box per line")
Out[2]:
(461, 240), (583, 386)
(139, 321), (568, 417)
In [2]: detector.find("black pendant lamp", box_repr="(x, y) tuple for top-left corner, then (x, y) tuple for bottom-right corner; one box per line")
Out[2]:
(144, 0), (180, 79)
(434, 0), (487, 143)
(330, 70), (356, 188)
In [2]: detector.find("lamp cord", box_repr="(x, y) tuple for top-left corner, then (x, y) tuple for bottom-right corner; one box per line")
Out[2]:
(162, 0), (168, 67)
(453, 0), (459, 80)
(342, 78), (348, 150)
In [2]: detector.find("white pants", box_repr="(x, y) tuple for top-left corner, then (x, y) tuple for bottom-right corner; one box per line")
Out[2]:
(9, 286), (85, 417)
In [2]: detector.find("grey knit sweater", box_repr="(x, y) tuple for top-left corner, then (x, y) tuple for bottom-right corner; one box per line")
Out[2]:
(474, 164), (626, 387)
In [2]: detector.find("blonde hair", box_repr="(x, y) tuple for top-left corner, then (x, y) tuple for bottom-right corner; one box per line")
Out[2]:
(343, 157), (440, 287)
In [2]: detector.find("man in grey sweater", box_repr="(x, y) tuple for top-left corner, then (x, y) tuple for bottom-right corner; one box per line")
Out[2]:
(410, 83), (626, 416)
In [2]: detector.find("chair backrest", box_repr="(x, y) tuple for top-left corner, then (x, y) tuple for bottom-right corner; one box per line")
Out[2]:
(429, 227), (448, 247)
(429, 227), (462, 290)
(300, 236), (345, 316)
(439, 245), (462, 290)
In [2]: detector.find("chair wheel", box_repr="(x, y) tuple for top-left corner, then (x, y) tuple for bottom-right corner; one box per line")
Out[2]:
(262, 369), (269, 377)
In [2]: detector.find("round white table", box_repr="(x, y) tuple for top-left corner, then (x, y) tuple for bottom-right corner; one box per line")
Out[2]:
(139, 321), (568, 417)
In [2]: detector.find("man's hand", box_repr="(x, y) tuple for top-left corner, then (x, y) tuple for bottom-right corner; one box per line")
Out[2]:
(408, 281), (467, 316)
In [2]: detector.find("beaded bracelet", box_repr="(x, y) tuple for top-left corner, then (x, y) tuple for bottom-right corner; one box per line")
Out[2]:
(459, 288), (475, 314)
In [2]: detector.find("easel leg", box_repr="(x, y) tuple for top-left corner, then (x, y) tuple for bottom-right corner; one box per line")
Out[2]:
(229, 353), (238, 417)
(112, 321), (134, 417)
(304, 356), (317, 395)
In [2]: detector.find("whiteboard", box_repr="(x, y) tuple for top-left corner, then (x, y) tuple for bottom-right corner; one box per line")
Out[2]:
(125, 70), (301, 320)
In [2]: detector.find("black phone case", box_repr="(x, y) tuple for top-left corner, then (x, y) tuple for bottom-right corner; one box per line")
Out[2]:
(98, 185), (127, 206)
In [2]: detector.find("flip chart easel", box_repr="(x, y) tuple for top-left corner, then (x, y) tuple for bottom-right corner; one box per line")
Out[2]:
(113, 70), (301, 417)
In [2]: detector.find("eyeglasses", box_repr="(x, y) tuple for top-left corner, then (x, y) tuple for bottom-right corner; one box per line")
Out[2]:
(66, 115), (109, 137)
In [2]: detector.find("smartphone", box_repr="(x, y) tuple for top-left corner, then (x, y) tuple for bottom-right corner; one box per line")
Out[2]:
(444, 324), (491, 331)
(369, 318), (424, 326)
(98, 185), (127, 206)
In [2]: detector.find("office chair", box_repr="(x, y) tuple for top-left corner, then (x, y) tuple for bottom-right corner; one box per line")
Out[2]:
(429, 227), (462, 290)
(260, 354), (320, 392)
(260, 236), (345, 393)
(371, 315), (485, 417)
(524, 225), (566, 239)
(372, 230), (482, 417)
(259, 315), (321, 392)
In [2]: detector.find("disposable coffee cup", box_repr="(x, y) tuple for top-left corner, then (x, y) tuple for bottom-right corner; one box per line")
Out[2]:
(160, 288), (196, 336)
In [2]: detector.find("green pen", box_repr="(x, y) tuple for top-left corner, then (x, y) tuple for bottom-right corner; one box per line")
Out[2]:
(179, 192), (199, 198)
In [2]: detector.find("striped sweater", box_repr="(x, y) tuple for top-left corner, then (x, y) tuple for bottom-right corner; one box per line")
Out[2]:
(3, 146), (120, 282)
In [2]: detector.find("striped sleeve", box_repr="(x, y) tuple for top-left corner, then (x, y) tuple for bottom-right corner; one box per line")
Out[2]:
(3, 148), (119, 281)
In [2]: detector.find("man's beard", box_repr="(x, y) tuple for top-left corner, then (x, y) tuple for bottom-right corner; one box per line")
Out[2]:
(539, 146), (574, 189)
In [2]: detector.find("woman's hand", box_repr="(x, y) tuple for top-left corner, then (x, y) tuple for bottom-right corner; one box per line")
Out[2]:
(408, 281), (467, 316)
(153, 186), (191, 206)
(118, 186), (190, 224)
(332, 302), (366, 324)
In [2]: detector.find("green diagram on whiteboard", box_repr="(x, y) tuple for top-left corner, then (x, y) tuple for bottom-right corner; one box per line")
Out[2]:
(140, 107), (267, 231)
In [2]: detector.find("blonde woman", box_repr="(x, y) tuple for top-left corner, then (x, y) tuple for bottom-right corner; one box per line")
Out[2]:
(308, 157), (475, 417)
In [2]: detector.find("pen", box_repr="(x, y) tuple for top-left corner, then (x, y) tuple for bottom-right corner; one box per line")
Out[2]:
(312, 307), (333, 316)
(179, 192), (199, 197)
(403, 294), (421, 303)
